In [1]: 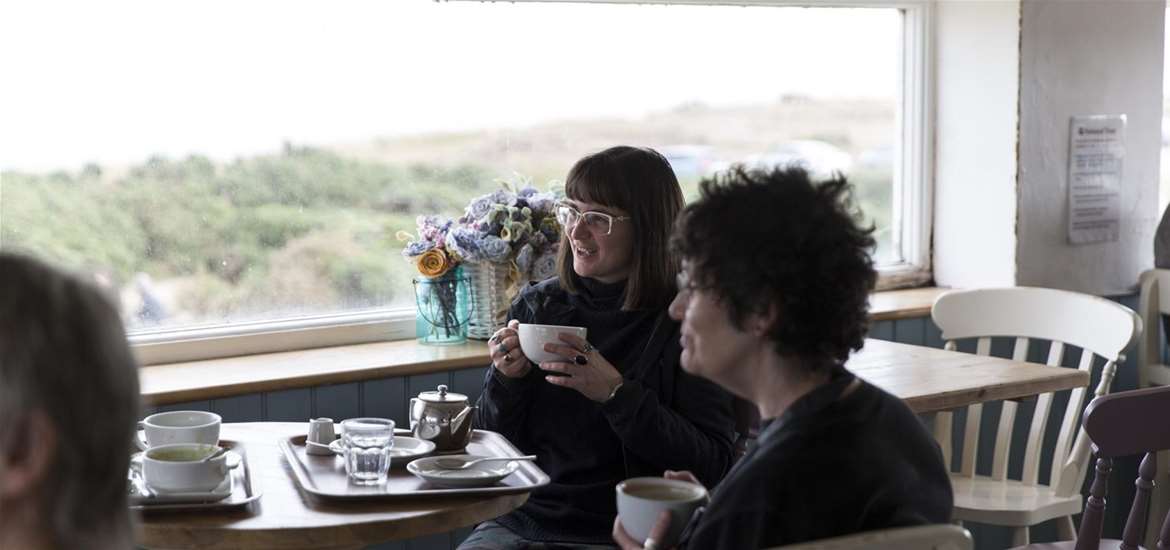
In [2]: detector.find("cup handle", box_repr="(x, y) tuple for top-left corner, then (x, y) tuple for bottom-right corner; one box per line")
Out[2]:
(409, 398), (419, 429)
(224, 452), (242, 470)
(134, 421), (149, 451)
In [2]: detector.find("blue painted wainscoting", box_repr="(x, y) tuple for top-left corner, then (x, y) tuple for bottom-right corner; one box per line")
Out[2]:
(146, 294), (1142, 550)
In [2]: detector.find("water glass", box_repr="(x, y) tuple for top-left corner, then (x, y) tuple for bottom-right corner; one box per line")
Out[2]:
(341, 418), (395, 485)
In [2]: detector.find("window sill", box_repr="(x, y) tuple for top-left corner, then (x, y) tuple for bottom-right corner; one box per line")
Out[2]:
(140, 287), (949, 406)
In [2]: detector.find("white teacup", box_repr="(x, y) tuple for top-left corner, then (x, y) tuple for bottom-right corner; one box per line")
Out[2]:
(616, 477), (709, 547)
(136, 411), (221, 451)
(142, 443), (236, 492)
(517, 323), (588, 364)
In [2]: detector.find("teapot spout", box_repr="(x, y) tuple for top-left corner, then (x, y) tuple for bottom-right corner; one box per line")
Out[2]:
(451, 405), (477, 433)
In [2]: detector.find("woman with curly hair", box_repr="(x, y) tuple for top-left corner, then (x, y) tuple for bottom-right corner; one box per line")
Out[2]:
(614, 166), (952, 549)
(464, 146), (737, 549)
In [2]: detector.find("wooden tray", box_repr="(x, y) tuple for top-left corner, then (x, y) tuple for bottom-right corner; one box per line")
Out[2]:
(129, 439), (262, 512)
(279, 429), (549, 500)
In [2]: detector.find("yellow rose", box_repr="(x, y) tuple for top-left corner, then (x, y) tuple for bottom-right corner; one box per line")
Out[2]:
(416, 249), (451, 278)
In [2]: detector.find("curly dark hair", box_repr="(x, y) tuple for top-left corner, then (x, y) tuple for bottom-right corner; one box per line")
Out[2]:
(671, 166), (876, 368)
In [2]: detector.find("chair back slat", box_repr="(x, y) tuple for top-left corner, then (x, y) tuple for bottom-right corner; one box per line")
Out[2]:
(1021, 391), (1055, 485)
(1021, 340), (1068, 484)
(990, 399), (1018, 481)
(988, 337), (1033, 480)
(975, 336), (992, 357)
(1048, 352), (1096, 491)
(930, 287), (1139, 492)
(958, 402), (983, 478)
(1012, 337), (1030, 361)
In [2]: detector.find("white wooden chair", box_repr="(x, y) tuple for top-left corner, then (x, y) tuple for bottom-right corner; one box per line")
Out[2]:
(931, 287), (1141, 546)
(1137, 269), (1170, 548)
(772, 525), (973, 550)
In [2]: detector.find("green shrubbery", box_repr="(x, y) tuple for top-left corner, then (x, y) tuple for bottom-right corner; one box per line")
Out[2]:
(1, 147), (502, 327)
(0, 145), (892, 330)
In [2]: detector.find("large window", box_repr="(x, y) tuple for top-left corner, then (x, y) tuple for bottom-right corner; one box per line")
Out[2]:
(0, 0), (929, 361)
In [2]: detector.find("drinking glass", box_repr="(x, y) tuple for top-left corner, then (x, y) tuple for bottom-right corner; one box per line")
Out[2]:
(341, 418), (395, 485)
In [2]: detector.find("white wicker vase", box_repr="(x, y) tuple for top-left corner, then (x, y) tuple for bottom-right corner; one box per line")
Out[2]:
(464, 261), (513, 340)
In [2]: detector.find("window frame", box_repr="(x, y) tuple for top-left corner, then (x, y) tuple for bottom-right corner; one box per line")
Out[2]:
(131, 0), (934, 365)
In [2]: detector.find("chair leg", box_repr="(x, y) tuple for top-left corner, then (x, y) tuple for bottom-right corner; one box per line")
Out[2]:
(1012, 526), (1030, 546)
(1148, 450), (1169, 550)
(1057, 515), (1076, 540)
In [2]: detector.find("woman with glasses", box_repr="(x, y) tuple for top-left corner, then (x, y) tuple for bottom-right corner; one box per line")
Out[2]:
(463, 146), (737, 549)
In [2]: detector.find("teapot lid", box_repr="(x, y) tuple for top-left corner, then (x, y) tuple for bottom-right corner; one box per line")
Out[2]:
(418, 384), (468, 404)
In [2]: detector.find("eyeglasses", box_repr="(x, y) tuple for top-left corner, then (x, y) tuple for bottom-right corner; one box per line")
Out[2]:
(555, 204), (630, 236)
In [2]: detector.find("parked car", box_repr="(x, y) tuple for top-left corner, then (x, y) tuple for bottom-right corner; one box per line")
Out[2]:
(746, 140), (853, 179)
(659, 145), (723, 179)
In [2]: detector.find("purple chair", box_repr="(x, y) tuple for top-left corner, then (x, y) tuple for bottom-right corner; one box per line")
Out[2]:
(1010, 384), (1170, 550)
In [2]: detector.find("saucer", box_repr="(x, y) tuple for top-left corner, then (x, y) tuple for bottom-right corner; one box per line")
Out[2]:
(327, 435), (437, 465)
(406, 454), (520, 488)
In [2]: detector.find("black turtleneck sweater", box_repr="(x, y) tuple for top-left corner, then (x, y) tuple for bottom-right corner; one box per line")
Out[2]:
(473, 276), (737, 544)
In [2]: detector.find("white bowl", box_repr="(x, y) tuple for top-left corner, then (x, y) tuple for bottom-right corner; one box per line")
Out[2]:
(143, 443), (234, 493)
(517, 323), (588, 364)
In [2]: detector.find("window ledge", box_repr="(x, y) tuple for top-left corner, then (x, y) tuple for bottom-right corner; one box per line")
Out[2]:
(141, 287), (949, 406)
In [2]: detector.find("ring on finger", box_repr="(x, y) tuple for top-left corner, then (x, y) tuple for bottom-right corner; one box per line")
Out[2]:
(582, 342), (596, 353)
(642, 538), (659, 550)
(574, 354), (588, 366)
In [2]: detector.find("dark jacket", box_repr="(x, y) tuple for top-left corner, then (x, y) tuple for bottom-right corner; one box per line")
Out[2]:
(474, 277), (737, 544)
(684, 367), (954, 548)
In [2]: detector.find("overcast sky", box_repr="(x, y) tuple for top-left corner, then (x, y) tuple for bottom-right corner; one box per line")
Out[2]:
(1, 1), (901, 171)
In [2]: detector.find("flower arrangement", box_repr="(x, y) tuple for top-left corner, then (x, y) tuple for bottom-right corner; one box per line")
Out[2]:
(397, 177), (563, 341)
(400, 215), (458, 277)
(446, 178), (563, 282)
(398, 215), (468, 344)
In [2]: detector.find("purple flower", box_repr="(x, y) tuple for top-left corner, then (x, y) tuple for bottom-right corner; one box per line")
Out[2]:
(403, 241), (431, 257)
(479, 235), (511, 262)
(465, 194), (495, 221)
(445, 227), (483, 262)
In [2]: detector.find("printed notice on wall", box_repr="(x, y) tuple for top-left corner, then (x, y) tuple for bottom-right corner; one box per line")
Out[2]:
(1067, 115), (1125, 244)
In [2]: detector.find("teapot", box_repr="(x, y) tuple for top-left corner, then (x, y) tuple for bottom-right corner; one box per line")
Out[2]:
(409, 384), (476, 452)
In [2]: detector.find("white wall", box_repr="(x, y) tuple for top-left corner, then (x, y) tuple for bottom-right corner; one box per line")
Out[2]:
(1015, 0), (1164, 295)
(933, 0), (1021, 288)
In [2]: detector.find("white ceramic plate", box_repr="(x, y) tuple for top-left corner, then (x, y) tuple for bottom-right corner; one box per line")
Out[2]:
(406, 454), (521, 488)
(327, 435), (437, 464)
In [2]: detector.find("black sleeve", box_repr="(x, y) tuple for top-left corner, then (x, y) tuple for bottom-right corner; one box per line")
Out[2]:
(600, 341), (737, 488)
(471, 290), (540, 448)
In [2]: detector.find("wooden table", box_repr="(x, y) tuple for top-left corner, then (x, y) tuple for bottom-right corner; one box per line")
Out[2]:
(135, 340), (1087, 549)
(134, 423), (528, 550)
(851, 339), (1090, 413)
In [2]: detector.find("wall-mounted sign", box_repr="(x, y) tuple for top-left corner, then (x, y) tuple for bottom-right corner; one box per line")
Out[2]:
(1067, 115), (1125, 244)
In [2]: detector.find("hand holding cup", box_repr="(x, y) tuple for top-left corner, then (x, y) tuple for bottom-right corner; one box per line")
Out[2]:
(489, 320), (530, 378)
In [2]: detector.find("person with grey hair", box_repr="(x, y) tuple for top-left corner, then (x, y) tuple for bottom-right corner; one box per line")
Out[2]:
(0, 252), (141, 550)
